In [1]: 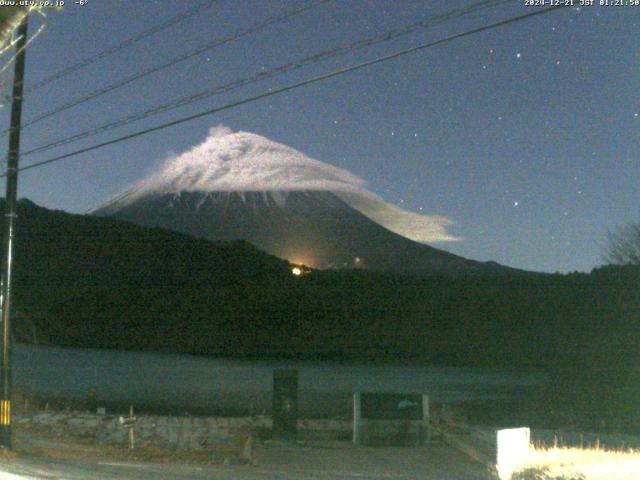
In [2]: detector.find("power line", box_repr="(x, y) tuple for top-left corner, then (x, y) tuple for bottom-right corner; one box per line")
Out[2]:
(25, 0), (220, 94)
(3, 4), (570, 179)
(23, 0), (512, 157)
(19, 0), (331, 130)
(0, 23), (45, 78)
(0, 22), (46, 105)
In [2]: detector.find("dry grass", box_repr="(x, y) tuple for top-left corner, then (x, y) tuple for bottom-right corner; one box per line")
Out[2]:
(512, 445), (640, 480)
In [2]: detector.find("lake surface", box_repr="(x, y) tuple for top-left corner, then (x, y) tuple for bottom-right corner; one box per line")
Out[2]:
(13, 344), (543, 416)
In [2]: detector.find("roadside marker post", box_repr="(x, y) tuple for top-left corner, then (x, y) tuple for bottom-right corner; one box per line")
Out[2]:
(496, 427), (530, 480)
(119, 405), (137, 449)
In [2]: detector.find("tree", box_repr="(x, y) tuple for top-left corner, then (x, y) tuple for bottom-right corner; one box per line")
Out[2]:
(605, 223), (640, 265)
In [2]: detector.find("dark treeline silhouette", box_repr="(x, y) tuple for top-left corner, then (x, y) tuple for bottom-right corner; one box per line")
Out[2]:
(5, 199), (640, 427)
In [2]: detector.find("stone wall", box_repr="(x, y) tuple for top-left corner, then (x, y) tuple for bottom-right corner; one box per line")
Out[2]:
(16, 411), (352, 451)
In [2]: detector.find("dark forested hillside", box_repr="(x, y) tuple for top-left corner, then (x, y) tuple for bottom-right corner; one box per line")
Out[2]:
(4, 199), (640, 374)
(5, 199), (640, 424)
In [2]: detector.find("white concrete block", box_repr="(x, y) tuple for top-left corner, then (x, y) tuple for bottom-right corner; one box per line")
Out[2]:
(496, 427), (530, 480)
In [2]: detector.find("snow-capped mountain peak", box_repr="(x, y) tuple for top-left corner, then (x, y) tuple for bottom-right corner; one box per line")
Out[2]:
(94, 125), (458, 245)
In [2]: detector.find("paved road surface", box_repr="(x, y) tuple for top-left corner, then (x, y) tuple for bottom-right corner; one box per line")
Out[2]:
(0, 441), (493, 479)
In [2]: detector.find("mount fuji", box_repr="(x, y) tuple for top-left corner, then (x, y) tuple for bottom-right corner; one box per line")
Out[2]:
(91, 126), (518, 276)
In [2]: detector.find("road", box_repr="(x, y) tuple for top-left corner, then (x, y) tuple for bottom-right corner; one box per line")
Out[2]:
(0, 441), (493, 479)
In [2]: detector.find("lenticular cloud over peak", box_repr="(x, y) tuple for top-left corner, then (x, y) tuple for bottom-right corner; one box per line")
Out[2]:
(102, 125), (458, 244)
(131, 124), (366, 196)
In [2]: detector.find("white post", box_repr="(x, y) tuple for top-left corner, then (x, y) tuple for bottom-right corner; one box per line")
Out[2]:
(496, 427), (530, 480)
(129, 405), (135, 449)
(422, 394), (430, 443)
(353, 393), (361, 444)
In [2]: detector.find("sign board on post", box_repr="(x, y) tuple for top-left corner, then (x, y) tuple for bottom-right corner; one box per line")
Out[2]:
(272, 369), (298, 442)
(118, 405), (137, 449)
(361, 393), (424, 420)
(353, 393), (429, 446)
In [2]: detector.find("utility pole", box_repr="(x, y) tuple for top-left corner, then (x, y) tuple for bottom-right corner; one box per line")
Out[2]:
(0, 13), (29, 449)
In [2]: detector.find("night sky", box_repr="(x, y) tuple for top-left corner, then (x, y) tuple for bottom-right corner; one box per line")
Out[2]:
(0, 0), (637, 273)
